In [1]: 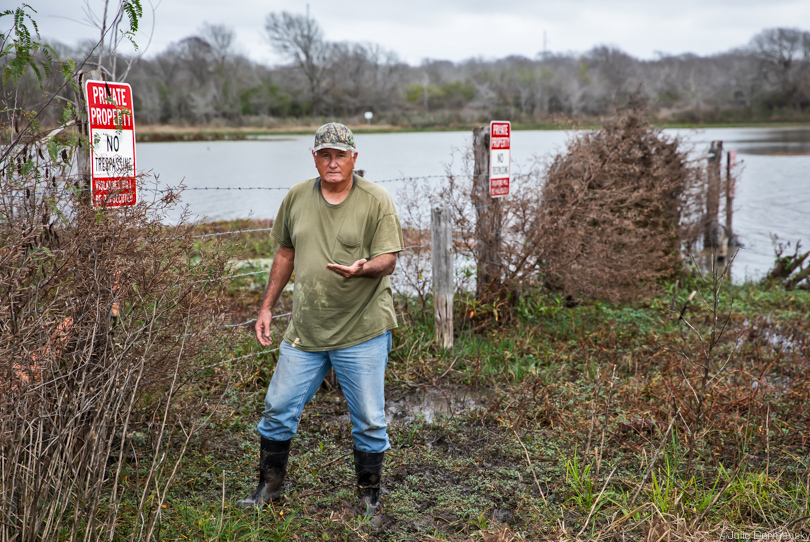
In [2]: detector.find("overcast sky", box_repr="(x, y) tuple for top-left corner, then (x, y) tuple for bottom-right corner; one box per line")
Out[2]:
(24, 0), (810, 66)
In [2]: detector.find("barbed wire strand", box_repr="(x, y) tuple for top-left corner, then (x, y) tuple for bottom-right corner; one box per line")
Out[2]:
(4, 171), (541, 197)
(200, 347), (280, 371)
(177, 308), (420, 374)
(191, 243), (424, 284)
(161, 226), (275, 241)
(189, 227), (275, 239)
(225, 312), (291, 328)
(174, 311), (292, 340)
(193, 307), (416, 373)
(190, 269), (269, 283)
(128, 346), (281, 389)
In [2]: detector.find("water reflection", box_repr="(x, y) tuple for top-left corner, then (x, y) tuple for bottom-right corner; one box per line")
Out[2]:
(728, 127), (810, 156)
(693, 247), (740, 283)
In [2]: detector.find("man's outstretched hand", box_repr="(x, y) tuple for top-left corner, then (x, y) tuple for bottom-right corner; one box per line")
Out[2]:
(255, 309), (274, 346)
(326, 259), (368, 278)
(326, 253), (396, 279)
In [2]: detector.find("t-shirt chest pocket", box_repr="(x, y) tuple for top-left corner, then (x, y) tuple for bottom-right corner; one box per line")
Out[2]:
(333, 234), (362, 266)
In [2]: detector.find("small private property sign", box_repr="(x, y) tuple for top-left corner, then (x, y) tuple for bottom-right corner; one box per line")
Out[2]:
(489, 121), (510, 197)
(85, 80), (137, 207)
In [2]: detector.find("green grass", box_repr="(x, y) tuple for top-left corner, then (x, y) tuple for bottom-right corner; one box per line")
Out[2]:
(44, 268), (810, 540)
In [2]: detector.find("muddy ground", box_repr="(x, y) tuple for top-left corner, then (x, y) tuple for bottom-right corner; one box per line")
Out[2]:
(129, 298), (810, 541)
(107, 223), (810, 540)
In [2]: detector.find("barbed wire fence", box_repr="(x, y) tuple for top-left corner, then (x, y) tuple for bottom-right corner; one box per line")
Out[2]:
(0, 169), (468, 374)
(0, 158), (622, 372)
(2, 146), (725, 372)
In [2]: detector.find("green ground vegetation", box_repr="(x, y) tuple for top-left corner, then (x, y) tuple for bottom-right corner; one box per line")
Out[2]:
(101, 222), (810, 541)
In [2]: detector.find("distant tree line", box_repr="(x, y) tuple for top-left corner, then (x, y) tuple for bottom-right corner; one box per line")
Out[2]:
(4, 12), (810, 128)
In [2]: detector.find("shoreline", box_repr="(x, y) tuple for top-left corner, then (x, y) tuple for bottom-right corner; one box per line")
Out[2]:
(135, 120), (810, 142)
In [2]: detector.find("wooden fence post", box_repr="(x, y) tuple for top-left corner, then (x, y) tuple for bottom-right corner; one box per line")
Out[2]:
(725, 152), (734, 239)
(74, 70), (100, 206)
(431, 207), (454, 349)
(472, 126), (501, 298)
(704, 140), (723, 249)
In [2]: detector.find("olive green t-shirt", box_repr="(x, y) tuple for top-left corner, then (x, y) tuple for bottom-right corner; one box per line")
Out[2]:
(271, 174), (404, 351)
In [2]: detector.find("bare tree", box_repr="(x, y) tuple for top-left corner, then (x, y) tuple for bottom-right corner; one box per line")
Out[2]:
(81, 0), (157, 81)
(582, 46), (641, 112)
(264, 11), (331, 115)
(200, 22), (235, 67)
(172, 36), (214, 86)
(750, 27), (810, 108)
(329, 42), (406, 115)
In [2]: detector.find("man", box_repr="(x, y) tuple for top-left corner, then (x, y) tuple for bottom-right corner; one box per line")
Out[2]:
(238, 123), (404, 518)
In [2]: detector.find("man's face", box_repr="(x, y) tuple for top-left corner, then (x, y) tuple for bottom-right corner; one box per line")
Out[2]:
(313, 148), (358, 185)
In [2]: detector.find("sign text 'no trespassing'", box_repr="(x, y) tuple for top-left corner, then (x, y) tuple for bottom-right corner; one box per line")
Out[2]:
(85, 80), (137, 207)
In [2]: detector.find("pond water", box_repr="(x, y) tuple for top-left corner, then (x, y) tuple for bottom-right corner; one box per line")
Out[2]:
(137, 126), (810, 283)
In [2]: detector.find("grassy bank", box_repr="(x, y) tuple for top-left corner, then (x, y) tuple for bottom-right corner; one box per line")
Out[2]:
(100, 221), (810, 540)
(135, 119), (810, 142)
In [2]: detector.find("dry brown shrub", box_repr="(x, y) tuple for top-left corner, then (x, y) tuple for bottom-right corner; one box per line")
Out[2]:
(537, 102), (704, 302)
(0, 135), (232, 540)
(765, 237), (810, 290)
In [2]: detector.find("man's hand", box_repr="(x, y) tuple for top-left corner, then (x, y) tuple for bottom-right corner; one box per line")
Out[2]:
(255, 309), (274, 346)
(326, 253), (397, 279)
(326, 258), (367, 278)
(253, 245), (294, 346)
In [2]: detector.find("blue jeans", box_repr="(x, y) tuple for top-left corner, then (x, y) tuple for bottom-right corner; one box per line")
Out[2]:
(257, 331), (392, 453)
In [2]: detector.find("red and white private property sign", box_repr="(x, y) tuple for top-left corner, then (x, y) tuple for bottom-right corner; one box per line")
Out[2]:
(489, 121), (510, 197)
(85, 80), (137, 207)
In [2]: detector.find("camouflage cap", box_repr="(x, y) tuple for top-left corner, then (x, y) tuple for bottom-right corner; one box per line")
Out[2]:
(313, 122), (356, 152)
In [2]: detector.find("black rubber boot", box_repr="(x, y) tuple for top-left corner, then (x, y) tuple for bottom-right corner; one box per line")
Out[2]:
(353, 449), (384, 519)
(237, 438), (291, 508)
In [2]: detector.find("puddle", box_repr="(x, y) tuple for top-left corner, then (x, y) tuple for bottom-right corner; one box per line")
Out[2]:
(740, 318), (803, 352)
(763, 329), (800, 352)
(385, 387), (491, 424)
(317, 387), (491, 426)
(740, 317), (806, 394)
(751, 375), (796, 395)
